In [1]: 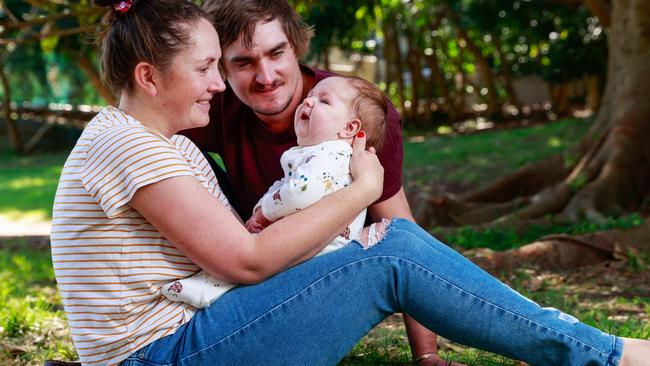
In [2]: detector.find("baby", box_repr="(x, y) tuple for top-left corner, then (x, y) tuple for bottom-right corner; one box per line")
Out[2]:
(162, 76), (388, 308)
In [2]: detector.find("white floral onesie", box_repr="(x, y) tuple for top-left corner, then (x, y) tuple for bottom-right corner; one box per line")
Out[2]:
(257, 140), (366, 255)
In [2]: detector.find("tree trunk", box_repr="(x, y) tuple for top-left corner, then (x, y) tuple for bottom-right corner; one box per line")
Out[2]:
(424, 15), (459, 122)
(425, 35), (459, 121)
(584, 74), (601, 112)
(456, 27), (500, 118)
(422, 54), (435, 124)
(383, 18), (407, 118)
(418, 0), (650, 227)
(549, 82), (572, 116)
(560, 0), (650, 219)
(0, 56), (24, 153)
(321, 44), (330, 72)
(452, 47), (469, 118)
(405, 26), (423, 126)
(443, 3), (500, 118)
(494, 37), (521, 110)
(76, 52), (116, 106)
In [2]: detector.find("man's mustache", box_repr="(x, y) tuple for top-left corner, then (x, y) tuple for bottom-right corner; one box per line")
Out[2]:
(253, 80), (284, 92)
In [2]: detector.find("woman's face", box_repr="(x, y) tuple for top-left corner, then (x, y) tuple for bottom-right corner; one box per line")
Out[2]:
(157, 18), (225, 131)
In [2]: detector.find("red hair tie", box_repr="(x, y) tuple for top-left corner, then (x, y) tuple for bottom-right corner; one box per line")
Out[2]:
(114, 0), (132, 13)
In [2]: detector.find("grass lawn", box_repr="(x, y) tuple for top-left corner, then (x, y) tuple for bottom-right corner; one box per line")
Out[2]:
(1, 117), (649, 364)
(0, 241), (76, 364)
(0, 150), (68, 222)
(3, 240), (649, 365)
(402, 117), (591, 188)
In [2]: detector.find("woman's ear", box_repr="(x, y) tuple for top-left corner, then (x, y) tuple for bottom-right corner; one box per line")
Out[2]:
(339, 118), (362, 139)
(133, 62), (158, 96)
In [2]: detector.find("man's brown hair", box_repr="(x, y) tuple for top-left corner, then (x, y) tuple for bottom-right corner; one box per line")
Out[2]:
(202, 0), (314, 69)
(344, 76), (388, 151)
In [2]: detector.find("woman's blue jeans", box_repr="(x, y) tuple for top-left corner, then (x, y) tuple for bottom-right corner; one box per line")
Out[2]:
(120, 219), (623, 366)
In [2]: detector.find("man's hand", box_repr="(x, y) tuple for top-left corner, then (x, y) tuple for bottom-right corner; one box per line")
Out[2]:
(245, 207), (274, 233)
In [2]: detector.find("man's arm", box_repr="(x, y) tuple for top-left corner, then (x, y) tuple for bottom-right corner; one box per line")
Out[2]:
(368, 186), (414, 222)
(369, 188), (463, 366)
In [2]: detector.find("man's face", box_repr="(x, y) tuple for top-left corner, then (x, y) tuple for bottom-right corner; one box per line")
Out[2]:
(222, 19), (303, 119)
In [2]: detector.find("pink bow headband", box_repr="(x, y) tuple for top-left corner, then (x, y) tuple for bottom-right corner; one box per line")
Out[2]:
(114, 0), (132, 13)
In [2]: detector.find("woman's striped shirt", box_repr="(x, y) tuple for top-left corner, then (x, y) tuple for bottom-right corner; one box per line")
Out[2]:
(51, 106), (232, 365)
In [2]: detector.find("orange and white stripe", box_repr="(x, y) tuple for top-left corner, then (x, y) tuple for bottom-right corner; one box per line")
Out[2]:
(51, 106), (231, 365)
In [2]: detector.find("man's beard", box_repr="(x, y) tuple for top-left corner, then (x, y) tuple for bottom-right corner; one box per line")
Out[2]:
(251, 80), (295, 116)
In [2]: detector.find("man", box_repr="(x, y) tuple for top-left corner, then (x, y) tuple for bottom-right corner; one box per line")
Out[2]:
(182, 1), (459, 365)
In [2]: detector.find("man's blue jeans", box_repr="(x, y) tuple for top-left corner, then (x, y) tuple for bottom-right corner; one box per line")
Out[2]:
(120, 219), (623, 366)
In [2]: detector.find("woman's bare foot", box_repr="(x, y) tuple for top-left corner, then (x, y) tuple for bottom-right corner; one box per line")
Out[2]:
(619, 337), (650, 366)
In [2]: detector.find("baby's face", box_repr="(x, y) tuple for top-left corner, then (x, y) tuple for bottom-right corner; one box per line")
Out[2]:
(294, 77), (356, 146)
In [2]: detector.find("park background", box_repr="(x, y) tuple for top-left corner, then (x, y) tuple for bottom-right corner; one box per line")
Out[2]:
(1, 0), (649, 364)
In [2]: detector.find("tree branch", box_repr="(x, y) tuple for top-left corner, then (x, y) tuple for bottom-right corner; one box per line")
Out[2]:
(0, 0), (20, 23)
(0, 8), (103, 33)
(0, 25), (95, 45)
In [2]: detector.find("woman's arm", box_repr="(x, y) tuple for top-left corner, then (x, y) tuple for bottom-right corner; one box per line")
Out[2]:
(130, 134), (382, 285)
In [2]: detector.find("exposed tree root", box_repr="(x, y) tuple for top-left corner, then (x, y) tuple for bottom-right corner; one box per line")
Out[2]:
(414, 114), (649, 228)
(460, 155), (571, 204)
(465, 221), (650, 273)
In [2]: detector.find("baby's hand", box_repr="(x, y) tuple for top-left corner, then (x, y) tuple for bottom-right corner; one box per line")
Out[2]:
(245, 207), (274, 233)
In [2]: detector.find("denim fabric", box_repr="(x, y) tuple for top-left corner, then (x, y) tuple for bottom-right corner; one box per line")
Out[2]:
(121, 219), (622, 366)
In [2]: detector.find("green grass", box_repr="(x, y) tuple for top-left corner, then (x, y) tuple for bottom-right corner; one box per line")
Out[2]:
(444, 213), (644, 251)
(0, 240), (76, 365)
(0, 150), (69, 220)
(3, 242), (649, 365)
(403, 117), (591, 186)
(341, 264), (650, 366)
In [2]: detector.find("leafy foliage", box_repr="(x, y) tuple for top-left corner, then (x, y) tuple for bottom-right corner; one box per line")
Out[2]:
(0, 244), (76, 364)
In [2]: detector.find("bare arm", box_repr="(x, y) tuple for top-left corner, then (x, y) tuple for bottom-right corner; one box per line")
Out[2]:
(368, 186), (415, 222)
(130, 134), (382, 285)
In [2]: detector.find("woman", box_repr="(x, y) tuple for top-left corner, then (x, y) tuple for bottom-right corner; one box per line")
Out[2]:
(51, 1), (649, 365)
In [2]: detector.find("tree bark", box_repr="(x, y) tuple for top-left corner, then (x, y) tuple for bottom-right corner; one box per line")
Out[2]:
(455, 28), (500, 117)
(405, 25), (423, 125)
(467, 220), (650, 272)
(549, 82), (572, 115)
(321, 44), (330, 72)
(76, 52), (116, 106)
(560, 0), (650, 219)
(584, 74), (601, 112)
(494, 37), (521, 110)
(444, 4), (500, 118)
(0, 55), (24, 153)
(383, 17), (407, 117)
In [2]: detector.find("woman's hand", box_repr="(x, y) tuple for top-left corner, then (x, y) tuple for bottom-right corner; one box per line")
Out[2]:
(350, 131), (384, 204)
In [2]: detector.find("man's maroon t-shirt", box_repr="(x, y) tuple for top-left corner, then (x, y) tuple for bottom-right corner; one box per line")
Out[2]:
(181, 65), (404, 220)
